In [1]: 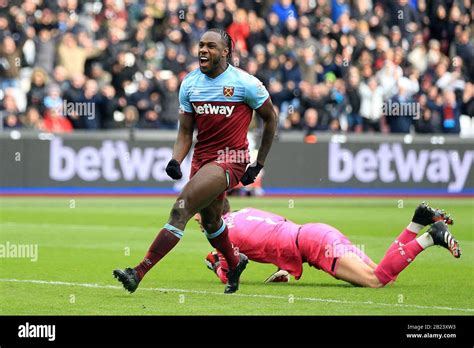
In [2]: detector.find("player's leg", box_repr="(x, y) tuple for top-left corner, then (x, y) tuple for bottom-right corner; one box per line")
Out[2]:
(338, 203), (460, 287)
(323, 240), (381, 287)
(297, 224), (377, 287)
(135, 163), (227, 274)
(373, 203), (458, 286)
(200, 198), (239, 269)
(365, 258), (377, 269)
(114, 163), (228, 292)
(334, 253), (383, 288)
(374, 221), (461, 286)
(383, 202), (454, 258)
(200, 198), (249, 293)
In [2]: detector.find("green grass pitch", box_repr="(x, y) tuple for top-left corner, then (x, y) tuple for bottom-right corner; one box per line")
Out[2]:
(0, 197), (472, 315)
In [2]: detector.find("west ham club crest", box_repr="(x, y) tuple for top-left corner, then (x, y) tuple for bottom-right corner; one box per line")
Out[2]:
(223, 86), (234, 98)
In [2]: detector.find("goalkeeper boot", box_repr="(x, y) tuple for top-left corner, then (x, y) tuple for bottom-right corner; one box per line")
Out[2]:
(427, 221), (461, 258)
(412, 201), (454, 226)
(113, 268), (140, 293)
(224, 253), (249, 294)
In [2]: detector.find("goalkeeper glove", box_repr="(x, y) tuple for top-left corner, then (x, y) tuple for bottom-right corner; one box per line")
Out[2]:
(204, 251), (220, 273)
(240, 161), (263, 186)
(264, 269), (290, 283)
(166, 159), (182, 180)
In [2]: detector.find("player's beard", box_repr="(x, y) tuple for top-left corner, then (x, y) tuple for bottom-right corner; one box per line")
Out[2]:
(211, 56), (221, 71)
(201, 55), (224, 76)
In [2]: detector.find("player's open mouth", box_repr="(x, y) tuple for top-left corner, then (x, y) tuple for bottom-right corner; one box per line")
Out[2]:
(199, 56), (210, 67)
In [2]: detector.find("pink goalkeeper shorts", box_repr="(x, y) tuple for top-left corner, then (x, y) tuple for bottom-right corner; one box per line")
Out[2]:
(297, 223), (373, 277)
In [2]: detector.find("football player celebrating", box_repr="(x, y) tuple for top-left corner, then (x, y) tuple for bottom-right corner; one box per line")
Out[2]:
(200, 200), (461, 288)
(114, 29), (277, 294)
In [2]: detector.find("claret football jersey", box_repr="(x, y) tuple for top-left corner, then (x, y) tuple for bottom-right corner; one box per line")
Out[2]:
(179, 64), (270, 163)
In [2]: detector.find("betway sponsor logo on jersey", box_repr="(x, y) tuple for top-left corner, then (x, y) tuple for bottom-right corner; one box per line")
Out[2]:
(329, 143), (473, 192)
(192, 103), (235, 117)
(49, 138), (189, 182)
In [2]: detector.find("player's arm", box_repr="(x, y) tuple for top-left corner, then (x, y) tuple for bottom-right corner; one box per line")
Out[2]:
(165, 113), (194, 180)
(166, 78), (195, 180)
(172, 113), (194, 163)
(254, 99), (277, 166)
(241, 98), (277, 185)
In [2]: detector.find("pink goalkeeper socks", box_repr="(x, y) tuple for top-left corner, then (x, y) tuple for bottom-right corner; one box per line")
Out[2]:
(384, 228), (418, 257)
(374, 239), (424, 285)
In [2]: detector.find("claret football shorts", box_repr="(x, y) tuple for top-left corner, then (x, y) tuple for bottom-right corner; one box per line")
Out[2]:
(190, 159), (248, 200)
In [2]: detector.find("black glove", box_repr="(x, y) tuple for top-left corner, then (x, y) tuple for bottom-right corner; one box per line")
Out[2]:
(240, 161), (263, 186)
(166, 159), (182, 180)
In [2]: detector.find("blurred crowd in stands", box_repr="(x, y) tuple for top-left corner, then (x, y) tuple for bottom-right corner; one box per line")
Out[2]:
(0, 0), (473, 134)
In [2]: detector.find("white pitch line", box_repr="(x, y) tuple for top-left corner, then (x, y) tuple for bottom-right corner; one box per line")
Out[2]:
(1, 222), (149, 232)
(1, 278), (473, 313)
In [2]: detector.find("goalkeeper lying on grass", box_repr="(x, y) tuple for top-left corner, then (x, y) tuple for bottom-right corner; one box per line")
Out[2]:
(196, 199), (461, 287)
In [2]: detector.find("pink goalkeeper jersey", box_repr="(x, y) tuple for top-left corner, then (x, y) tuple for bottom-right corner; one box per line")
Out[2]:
(223, 208), (303, 279)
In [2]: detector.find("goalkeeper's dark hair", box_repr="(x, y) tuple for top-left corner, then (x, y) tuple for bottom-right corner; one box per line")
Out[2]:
(207, 28), (234, 64)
